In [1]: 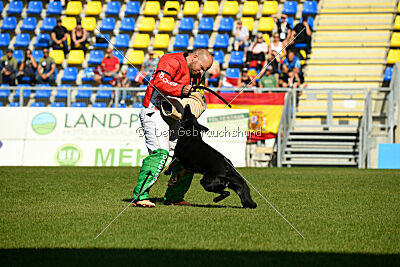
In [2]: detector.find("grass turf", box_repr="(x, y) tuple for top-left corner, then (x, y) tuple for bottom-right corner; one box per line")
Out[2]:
(1, 167), (399, 266)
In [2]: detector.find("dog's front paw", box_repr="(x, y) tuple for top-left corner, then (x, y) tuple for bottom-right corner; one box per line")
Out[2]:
(167, 177), (178, 186)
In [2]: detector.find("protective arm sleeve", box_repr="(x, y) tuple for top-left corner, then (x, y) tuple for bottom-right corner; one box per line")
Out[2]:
(152, 58), (187, 97)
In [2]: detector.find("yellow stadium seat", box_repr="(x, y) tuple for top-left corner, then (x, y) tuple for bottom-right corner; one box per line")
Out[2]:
(153, 34), (170, 49)
(241, 17), (254, 31)
(153, 50), (164, 57)
(67, 50), (85, 64)
(262, 1), (278, 15)
(85, 1), (102, 15)
(144, 1), (161, 15)
(398, 1), (400, 13)
(66, 1), (82, 15)
(263, 34), (270, 45)
(164, 1), (180, 16)
(138, 17), (155, 31)
(133, 34), (150, 48)
(81, 17), (96, 31)
(387, 49), (400, 64)
(49, 50), (65, 64)
(128, 50), (145, 65)
(203, 1), (219, 15)
(183, 1), (200, 15)
(390, 33), (400, 47)
(243, 1), (258, 16)
(62, 17), (77, 31)
(258, 17), (274, 32)
(395, 16), (400, 30)
(159, 17), (175, 32)
(222, 1), (239, 15)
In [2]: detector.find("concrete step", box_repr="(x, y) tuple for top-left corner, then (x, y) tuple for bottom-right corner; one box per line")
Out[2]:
(284, 154), (357, 159)
(285, 147), (358, 152)
(288, 135), (358, 140)
(282, 160), (357, 166)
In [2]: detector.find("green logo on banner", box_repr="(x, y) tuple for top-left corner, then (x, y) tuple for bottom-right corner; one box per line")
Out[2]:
(32, 112), (56, 135)
(55, 144), (82, 166)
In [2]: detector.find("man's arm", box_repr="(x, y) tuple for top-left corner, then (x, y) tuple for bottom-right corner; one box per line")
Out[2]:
(48, 63), (56, 76)
(51, 32), (59, 44)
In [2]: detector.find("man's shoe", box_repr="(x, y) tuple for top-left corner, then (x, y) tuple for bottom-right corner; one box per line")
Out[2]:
(132, 199), (156, 208)
(164, 200), (193, 206)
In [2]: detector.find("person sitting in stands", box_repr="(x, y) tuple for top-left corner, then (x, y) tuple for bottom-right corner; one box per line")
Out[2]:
(71, 20), (88, 54)
(258, 66), (278, 92)
(204, 59), (221, 87)
(237, 68), (256, 89)
(17, 49), (37, 86)
(36, 48), (56, 85)
(280, 50), (301, 88)
(246, 33), (269, 71)
(0, 49), (18, 86)
(140, 51), (159, 85)
(51, 19), (69, 56)
(94, 47), (120, 85)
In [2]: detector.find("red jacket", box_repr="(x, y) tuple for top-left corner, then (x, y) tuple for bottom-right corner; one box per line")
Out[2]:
(142, 52), (201, 108)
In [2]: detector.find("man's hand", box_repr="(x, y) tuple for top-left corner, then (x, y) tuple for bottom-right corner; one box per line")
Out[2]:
(182, 85), (192, 95)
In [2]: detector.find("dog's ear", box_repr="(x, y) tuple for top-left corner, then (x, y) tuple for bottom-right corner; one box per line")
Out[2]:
(184, 105), (192, 116)
(200, 125), (209, 133)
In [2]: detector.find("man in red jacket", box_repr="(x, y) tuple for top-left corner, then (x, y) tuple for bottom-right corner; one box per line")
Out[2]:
(132, 49), (213, 207)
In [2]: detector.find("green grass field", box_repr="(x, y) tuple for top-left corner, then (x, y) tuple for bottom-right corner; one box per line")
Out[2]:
(1, 167), (399, 266)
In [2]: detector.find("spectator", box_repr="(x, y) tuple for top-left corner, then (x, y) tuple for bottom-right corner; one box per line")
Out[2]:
(233, 20), (249, 56)
(273, 14), (292, 47)
(204, 59), (221, 87)
(237, 68), (256, 88)
(268, 32), (286, 80)
(36, 48), (56, 85)
(292, 17), (313, 54)
(71, 20), (88, 54)
(140, 51), (159, 85)
(94, 47), (120, 85)
(259, 66), (278, 91)
(51, 19), (69, 56)
(0, 49), (18, 86)
(246, 33), (268, 71)
(280, 50), (301, 88)
(17, 49), (37, 86)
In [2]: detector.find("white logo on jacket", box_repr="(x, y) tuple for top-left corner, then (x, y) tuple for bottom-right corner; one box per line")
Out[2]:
(159, 72), (178, 86)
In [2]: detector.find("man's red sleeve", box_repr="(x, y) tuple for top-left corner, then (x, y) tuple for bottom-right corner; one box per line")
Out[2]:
(152, 57), (186, 97)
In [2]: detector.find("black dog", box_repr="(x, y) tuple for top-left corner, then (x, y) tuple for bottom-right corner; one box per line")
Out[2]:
(166, 105), (257, 209)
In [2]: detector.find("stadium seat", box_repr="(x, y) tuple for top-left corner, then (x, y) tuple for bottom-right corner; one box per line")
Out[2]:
(199, 17), (214, 32)
(106, 1), (121, 15)
(62, 17), (77, 31)
(153, 34), (170, 49)
(214, 34), (229, 49)
(222, 1), (239, 15)
(51, 102), (65, 107)
(81, 17), (96, 31)
(113, 51), (124, 64)
(174, 34), (189, 49)
(138, 17), (155, 31)
(127, 50), (145, 65)
(34, 88), (51, 99)
(100, 17), (116, 31)
(72, 102), (87, 108)
(183, 1), (199, 15)
(179, 17), (194, 32)
(144, 1), (160, 15)
(391, 33), (400, 47)
(258, 17), (274, 32)
(88, 50), (104, 64)
(66, 1), (82, 15)
(86, 1), (102, 15)
(14, 34), (30, 48)
(193, 34), (209, 48)
(32, 50), (43, 62)
(96, 88), (113, 100)
(241, 17), (254, 31)
(14, 88), (31, 99)
(164, 1), (180, 15)
(229, 51), (244, 65)
(286, 17), (294, 29)
(67, 50), (84, 65)
(40, 17), (57, 31)
(395, 16), (400, 30)
(218, 17), (234, 32)
(113, 103), (127, 108)
(263, 34), (270, 45)
(0, 50), (2, 58)
(94, 34), (110, 48)
(93, 102), (107, 108)
(34, 34), (50, 48)
(30, 102), (45, 107)
(225, 68), (240, 78)
(13, 50), (24, 64)
(384, 67), (393, 82)
(47, 1), (62, 15)
(283, 1), (297, 15)
(127, 68), (138, 80)
(300, 16), (314, 30)
(243, 1), (258, 16)
(213, 50), (225, 65)
(20, 17), (37, 31)
(27, 1), (42, 15)
(7, 1), (23, 14)
(303, 1), (318, 16)
(76, 87), (92, 100)
(9, 102), (20, 107)
(0, 33), (10, 47)
(133, 34), (150, 48)
(49, 50), (65, 64)
(133, 102), (144, 108)
(203, 1), (219, 15)
(159, 17), (175, 32)
(114, 34), (130, 48)
(387, 49), (400, 64)
(1, 17), (17, 31)
(262, 1), (278, 15)
(0, 1), (3, 13)
(120, 17), (135, 32)
(55, 86), (69, 100)
(125, 1), (140, 16)
(81, 67), (95, 82)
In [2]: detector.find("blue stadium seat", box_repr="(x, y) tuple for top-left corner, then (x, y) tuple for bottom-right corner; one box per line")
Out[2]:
(35, 87), (52, 99)
(218, 17), (234, 32)
(133, 102), (144, 108)
(9, 102), (20, 107)
(229, 51), (244, 65)
(174, 34), (189, 49)
(81, 67), (95, 82)
(20, 17), (37, 31)
(106, 1), (121, 15)
(113, 103), (127, 108)
(93, 102), (107, 108)
(100, 17), (116, 31)
(27, 1), (43, 15)
(7, 1), (23, 14)
(97, 85), (113, 99)
(32, 50), (44, 62)
(30, 102), (45, 107)
(0, 89), (11, 98)
(214, 34), (229, 49)
(193, 34), (209, 48)
(114, 34), (130, 48)
(213, 50), (225, 65)
(55, 89), (68, 100)
(384, 67), (393, 82)
(0, 50), (2, 58)
(0, 102), (3, 107)
(51, 102), (65, 107)
(14, 50), (24, 64)
(47, 1), (62, 15)
(127, 68), (138, 80)
(113, 51), (124, 64)
(62, 67), (78, 82)
(1, 17), (17, 31)
(286, 17), (294, 29)
(94, 34), (110, 48)
(72, 102), (87, 108)
(40, 17), (57, 31)
(198, 17), (214, 32)
(0, 33), (10, 47)
(303, 1), (318, 16)
(283, 1), (297, 15)
(225, 68), (240, 78)
(120, 17), (135, 31)
(34, 33), (50, 48)
(125, 1), (140, 16)
(179, 17), (194, 32)
(14, 88), (31, 99)
(88, 50), (104, 64)
(76, 88), (92, 99)
(14, 33), (30, 48)
(0, 1), (3, 13)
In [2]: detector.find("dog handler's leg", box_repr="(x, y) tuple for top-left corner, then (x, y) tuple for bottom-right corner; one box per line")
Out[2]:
(164, 161), (194, 204)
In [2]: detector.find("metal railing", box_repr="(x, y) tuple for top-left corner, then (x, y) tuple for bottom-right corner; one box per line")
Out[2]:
(358, 90), (372, 168)
(277, 90), (292, 167)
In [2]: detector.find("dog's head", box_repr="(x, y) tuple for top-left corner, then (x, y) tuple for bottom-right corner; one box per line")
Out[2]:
(181, 105), (209, 133)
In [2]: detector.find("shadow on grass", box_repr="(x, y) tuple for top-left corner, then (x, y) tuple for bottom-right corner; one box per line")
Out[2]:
(122, 198), (242, 209)
(1, 249), (399, 266)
